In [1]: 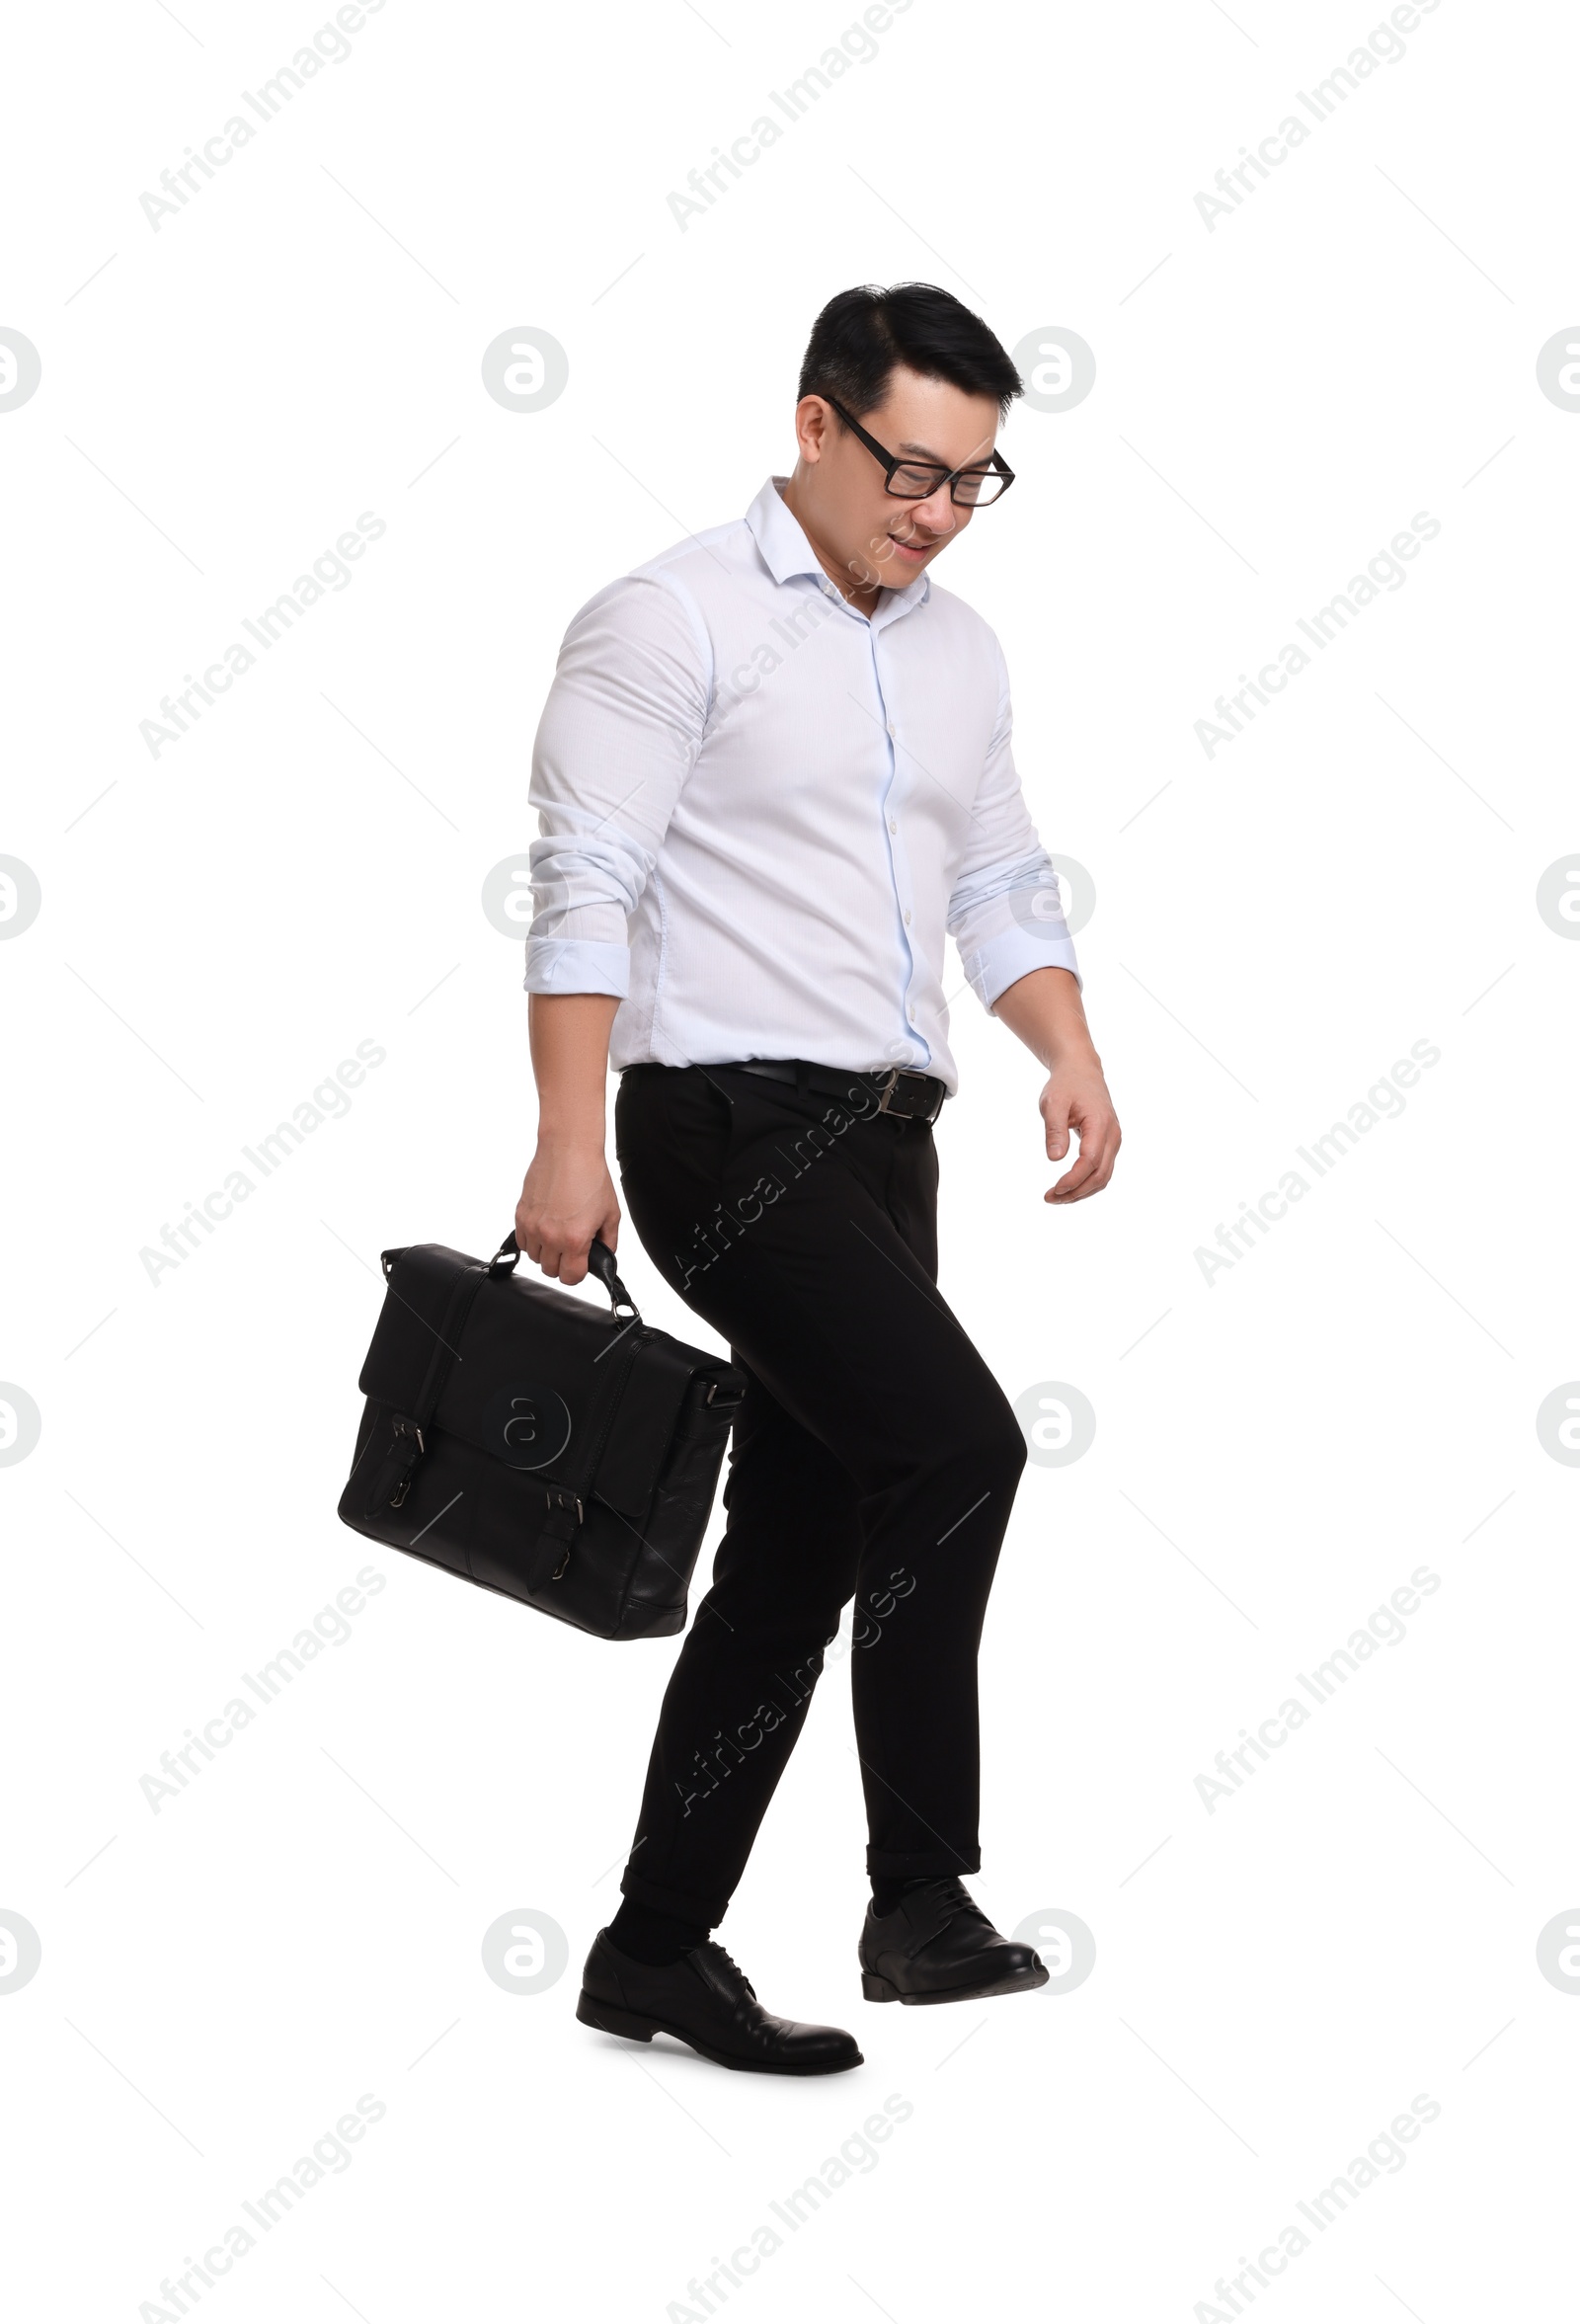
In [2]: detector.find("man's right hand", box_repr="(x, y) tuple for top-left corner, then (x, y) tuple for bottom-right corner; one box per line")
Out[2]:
(514, 1136), (621, 1287)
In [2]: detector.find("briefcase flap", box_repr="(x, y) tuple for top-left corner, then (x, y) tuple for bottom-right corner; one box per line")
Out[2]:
(360, 1244), (702, 1519)
(357, 1244), (480, 1404)
(584, 1335), (703, 1517)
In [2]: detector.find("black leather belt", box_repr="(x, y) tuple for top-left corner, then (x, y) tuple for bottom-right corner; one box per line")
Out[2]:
(714, 1057), (948, 1125)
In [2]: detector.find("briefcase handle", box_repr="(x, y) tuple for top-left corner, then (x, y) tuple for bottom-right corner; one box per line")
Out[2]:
(488, 1230), (641, 1323)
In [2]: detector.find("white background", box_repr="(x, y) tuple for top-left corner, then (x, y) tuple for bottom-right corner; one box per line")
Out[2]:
(4, 1), (1578, 2317)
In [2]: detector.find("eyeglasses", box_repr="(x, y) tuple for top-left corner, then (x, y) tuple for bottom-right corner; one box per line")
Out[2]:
(823, 395), (1015, 507)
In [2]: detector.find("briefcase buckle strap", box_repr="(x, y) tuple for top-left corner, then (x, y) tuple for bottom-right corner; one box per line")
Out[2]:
(367, 1413), (428, 1515)
(388, 1416), (427, 1506)
(542, 1487), (585, 1582)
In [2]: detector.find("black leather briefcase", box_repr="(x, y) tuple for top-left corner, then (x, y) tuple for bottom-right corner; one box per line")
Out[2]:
(337, 1231), (743, 1640)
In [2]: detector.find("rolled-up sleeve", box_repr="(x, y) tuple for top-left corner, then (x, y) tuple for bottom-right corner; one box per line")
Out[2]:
(524, 574), (711, 998)
(947, 639), (1081, 1008)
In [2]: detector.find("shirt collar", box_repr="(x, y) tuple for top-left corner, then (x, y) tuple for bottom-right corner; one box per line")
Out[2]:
(745, 475), (931, 617)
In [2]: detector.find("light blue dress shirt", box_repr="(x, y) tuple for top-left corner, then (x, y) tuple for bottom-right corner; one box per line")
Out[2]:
(524, 475), (1079, 1095)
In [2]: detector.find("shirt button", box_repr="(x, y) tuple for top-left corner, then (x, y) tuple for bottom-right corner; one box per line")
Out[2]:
(886, 722), (896, 737)
(904, 910), (911, 925)
(889, 817), (898, 833)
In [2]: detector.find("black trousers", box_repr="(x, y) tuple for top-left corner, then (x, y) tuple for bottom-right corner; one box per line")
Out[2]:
(610, 1062), (1028, 1929)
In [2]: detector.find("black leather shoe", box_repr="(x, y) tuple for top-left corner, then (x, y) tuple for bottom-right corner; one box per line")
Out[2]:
(859, 1878), (1050, 2005)
(577, 1931), (863, 2074)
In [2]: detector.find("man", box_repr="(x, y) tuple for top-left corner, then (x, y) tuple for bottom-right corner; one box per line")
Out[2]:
(516, 282), (1120, 2076)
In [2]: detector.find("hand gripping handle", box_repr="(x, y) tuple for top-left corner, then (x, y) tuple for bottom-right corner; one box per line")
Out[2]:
(488, 1230), (640, 1322)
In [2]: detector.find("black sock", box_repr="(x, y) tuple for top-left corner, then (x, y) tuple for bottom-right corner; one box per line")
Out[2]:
(871, 1876), (935, 1917)
(608, 1898), (711, 1965)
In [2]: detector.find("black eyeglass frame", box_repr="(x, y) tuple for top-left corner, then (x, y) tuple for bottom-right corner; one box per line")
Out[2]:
(822, 394), (1016, 507)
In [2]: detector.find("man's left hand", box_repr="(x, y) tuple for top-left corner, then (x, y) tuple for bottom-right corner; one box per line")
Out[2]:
(1040, 1056), (1121, 1203)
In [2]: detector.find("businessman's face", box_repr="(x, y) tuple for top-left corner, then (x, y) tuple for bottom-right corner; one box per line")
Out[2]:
(788, 365), (1003, 599)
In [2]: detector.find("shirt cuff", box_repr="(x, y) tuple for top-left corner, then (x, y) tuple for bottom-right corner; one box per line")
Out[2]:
(961, 925), (1082, 1011)
(523, 937), (630, 1000)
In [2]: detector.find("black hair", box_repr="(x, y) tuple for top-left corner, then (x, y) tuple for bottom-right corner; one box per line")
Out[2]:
(796, 281), (1023, 424)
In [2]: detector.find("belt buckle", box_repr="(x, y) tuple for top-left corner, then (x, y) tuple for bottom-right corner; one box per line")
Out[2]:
(873, 1067), (932, 1120)
(871, 1067), (903, 1116)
